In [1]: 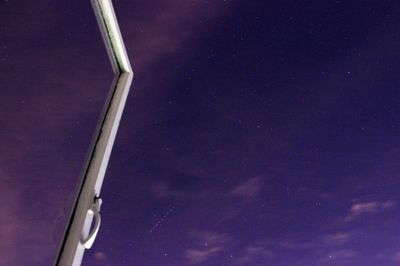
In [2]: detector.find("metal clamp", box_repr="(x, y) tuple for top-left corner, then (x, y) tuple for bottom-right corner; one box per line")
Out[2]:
(81, 198), (102, 249)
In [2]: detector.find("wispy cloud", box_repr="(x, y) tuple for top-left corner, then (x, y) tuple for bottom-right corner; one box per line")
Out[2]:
(228, 176), (264, 199)
(120, 0), (235, 87)
(393, 251), (400, 262)
(151, 182), (171, 199)
(186, 247), (222, 264)
(93, 251), (107, 261)
(325, 249), (358, 261)
(233, 245), (275, 265)
(189, 231), (231, 248)
(185, 231), (230, 264)
(351, 202), (379, 215)
(345, 200), (396, 221)
(323, 232), (353, 245)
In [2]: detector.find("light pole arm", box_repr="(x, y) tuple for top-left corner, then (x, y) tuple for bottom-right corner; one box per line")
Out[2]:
(55, 1), (133, 265)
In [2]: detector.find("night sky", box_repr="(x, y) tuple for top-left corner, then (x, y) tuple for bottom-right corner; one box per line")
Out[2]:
(1, 0), (400, 265)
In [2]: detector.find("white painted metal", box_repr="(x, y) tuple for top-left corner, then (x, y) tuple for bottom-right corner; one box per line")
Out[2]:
(55, 0), (133, 265)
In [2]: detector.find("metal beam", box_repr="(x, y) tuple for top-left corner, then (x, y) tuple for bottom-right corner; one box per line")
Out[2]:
(55, 0), (133, 265)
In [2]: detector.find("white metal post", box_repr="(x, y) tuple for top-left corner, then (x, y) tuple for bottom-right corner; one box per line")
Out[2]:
(55, 0), (133, 265)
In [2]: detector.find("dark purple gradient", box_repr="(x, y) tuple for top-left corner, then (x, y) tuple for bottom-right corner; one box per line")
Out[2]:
(2, 1), (400, 265)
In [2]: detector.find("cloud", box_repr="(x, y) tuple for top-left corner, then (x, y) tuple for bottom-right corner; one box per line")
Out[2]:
(185, 231), (230, 264)
(228, 176), (264, 199)
(186, 247), (222, 264)
(326, 249), (358, 260)
(350, 202), (380, 215)
(93, 251), (107, 261)
(149, 180), (212, 201)
(345, 200), (396, 221)
(323, 232), (353, 245)
(233, 245), (275, 265)
(0, 170), (56, 265)
(274, 239), (315, 250)
(119, 0), (234, 86)
(190, 231), (230, 247)
(151, 182), (170, 199)
(393, 251), (400, 262)
(382, 200), (396, 209)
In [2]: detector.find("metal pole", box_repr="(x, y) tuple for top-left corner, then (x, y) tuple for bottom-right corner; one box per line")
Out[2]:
(55, 0), (133, 265)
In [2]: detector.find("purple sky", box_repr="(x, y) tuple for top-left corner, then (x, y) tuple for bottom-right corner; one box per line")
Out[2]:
(1, 0), (400, 265)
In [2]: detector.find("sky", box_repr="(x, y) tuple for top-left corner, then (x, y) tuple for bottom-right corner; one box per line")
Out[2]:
(1, 0), (400, 265)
